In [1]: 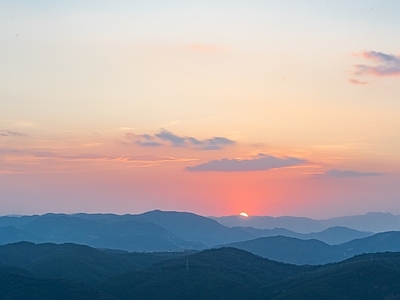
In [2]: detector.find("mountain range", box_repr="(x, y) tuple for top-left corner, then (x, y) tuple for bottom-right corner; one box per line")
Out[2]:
(0, 210), (400, 265)
(212, 212), (400, 233)
(0, 210), (388, 250)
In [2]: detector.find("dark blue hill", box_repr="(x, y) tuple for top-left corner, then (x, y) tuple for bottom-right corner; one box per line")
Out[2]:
(223, 236), (344, 265)
(101, 247), (312, 300)
(138, 210), (252, 246)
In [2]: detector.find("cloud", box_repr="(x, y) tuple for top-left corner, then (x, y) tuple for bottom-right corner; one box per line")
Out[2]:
(186, 153), (307, 172)
(187, 44), (228, 53)
(0, 149), (197, 174)
(0, 148), (194, 163)
(155, 130), (186, 147)
(348, 79), (367, 85)
(320, 169), (383, 178)
(29, 152), (195, 164)
(126, 129), (235, 150)
(32, 152), (110, 160)
(353, 51), (400, 77)
(0, 130), (28, 137)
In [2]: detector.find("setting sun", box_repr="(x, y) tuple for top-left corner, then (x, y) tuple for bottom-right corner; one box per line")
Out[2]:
(239, 212), (249, 217)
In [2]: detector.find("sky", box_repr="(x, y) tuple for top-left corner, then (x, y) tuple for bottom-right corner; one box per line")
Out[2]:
(1, 0), (400, 218)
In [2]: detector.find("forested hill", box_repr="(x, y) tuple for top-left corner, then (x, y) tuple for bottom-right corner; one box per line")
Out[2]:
(1, 242), (400, 299)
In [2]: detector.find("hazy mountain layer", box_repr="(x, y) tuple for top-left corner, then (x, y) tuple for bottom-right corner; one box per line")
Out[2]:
(0, 211), (377, 251)
(212, 212), (400, 233)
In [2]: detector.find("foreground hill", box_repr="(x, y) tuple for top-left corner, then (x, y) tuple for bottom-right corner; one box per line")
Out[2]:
(101, 247), (312, 300)
(2, 243), (400, 299)
(267, 252), (400, 300)
(0, 242), (191, 284)
(101, 249), (400, 300)
(0, 265), (113, 300)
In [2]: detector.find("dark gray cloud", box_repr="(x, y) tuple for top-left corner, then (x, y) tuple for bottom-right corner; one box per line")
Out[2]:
(0, 130), (28, 137)
(186, 153), (307, 172)
(126, 129), (235, 150)
(354, 51), (400, 77)
(322, 169), (383, 178)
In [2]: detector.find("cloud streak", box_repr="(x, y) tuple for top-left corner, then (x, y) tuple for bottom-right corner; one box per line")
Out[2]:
(0, 149), (197, 174)
(353, 51), (400, 77)
(0, 130), (28, 137)
(186, 154), (307, 172)
(127, 129), (235, 150)
(30, 151), (195, 164)
(348, 79), (367, 85)
(320, 169), (383, 178)
(187, 44), (228, 53)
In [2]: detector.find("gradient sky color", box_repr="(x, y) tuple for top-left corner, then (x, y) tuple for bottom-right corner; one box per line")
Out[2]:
(1, 0), (400, 218)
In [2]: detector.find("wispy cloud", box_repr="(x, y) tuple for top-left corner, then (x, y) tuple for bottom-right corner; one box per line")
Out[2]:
(353, 51), (400, 77)
(348, 78), (367, 85)
(186, 153), (307, 172)
(126, 129), (235, 150)
(0, 149), (197, 174)
(319, 169), (383, 178)
(30, 151), (195, 164)
(0, 130), (28, 137)
(187, 44), (228, 53)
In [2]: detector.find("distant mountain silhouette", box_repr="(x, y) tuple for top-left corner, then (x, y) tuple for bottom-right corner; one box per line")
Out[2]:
(0, 211), (397, 255)
(0, 225), (42, 245)
(137, 210), (252, 246)
(321, 212), (400, 232)
(212, 212), (400, 233)
(212, 215), (324, 233)
(236, 226), (373, 245)
(6, 213), (205, 251)
(307, 226), (373, 244)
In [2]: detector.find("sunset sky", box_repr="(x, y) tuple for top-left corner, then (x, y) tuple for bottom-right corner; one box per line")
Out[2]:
(1, 0), (400, 218)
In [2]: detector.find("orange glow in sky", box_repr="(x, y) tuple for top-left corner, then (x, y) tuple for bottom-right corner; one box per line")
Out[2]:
(1, 1), (400, 218)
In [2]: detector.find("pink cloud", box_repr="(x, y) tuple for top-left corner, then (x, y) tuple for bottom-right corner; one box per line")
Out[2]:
(353, 51), (400, 77)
